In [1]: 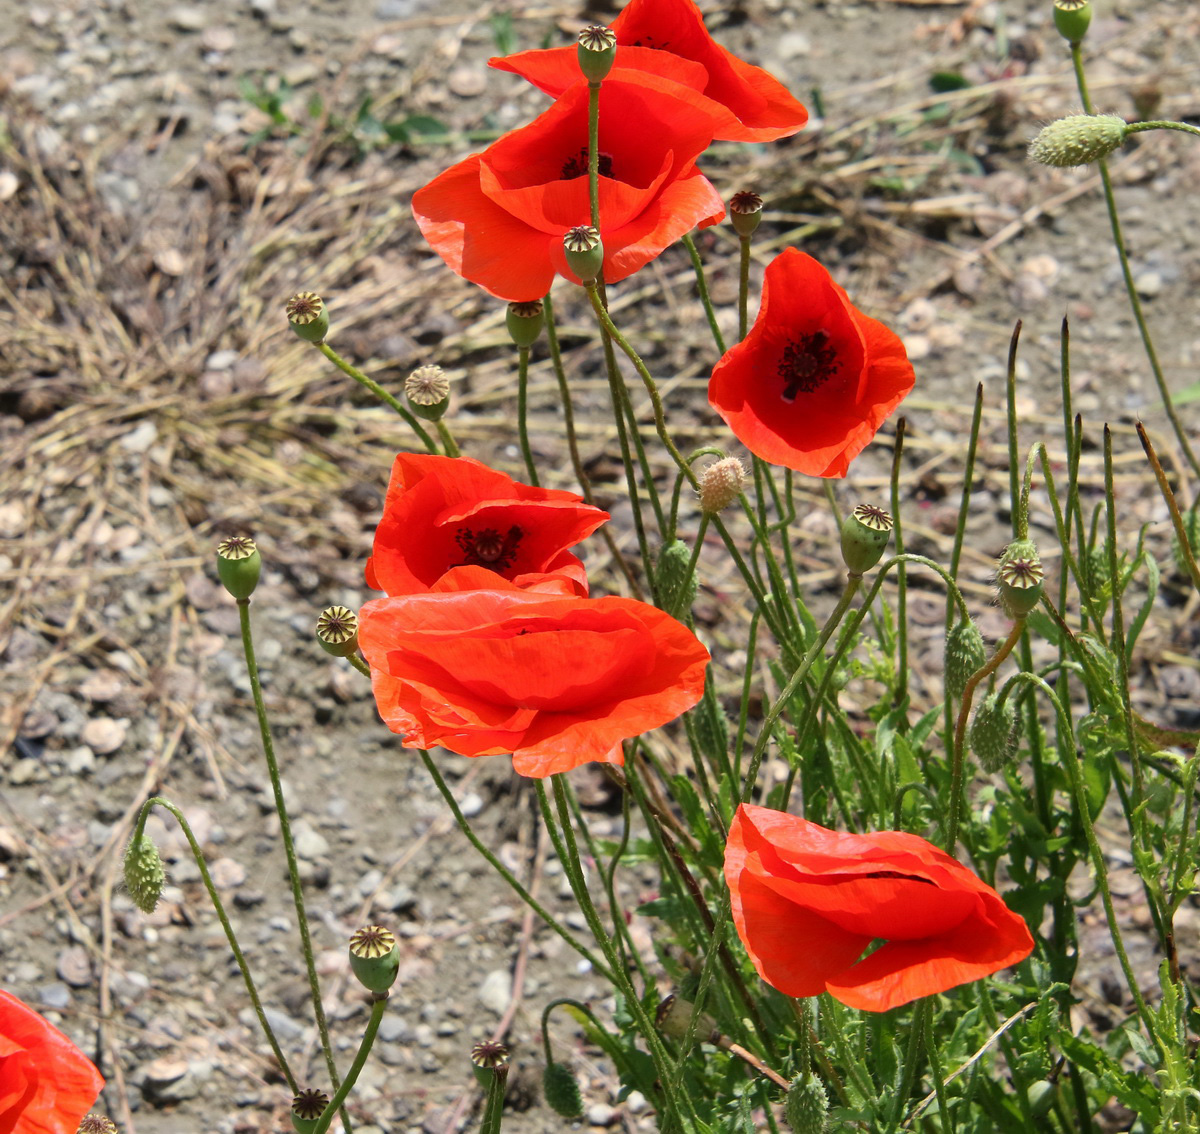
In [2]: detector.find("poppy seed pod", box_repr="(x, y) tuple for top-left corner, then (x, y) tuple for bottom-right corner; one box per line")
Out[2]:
(945, 619), (987, 701)
(577, 24), (617, 83)
(543, 1061), (584, 1118)
(286, 292), (329, 342)
(123, 833), (166, 914)
(470, 1040), (510, 1087)
(290, 1089), (330, 1134)
(970, 692), (1017, 772)
(997, 538), (1044, 619)
(1028, 115), (1127, 168)
(316, 606), (359, 657)
(1052, 0), (1092, 43)
(563, 225), (604, 284)
(784, 1075), (829, 1134)
(405, 365), (451, 422)
(217, 536), (261, 600)
(348, 925), (400, 994)
(729, 190), (764, 238)
(506, 300), (545, 348)
(840, 504), (893, 575)
(77, 1117), (118, 1134)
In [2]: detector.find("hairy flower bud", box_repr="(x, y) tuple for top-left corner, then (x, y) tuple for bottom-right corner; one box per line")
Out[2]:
(840, 504), (893, 576)
(970, 692), (1017, 773)
(348, 925), (399, 994)
(784, 1075), (829, 1134)
(405, 365), (450, 422)
(543, 1061), (584, 1118)
(698, 456), (746, 514)
(124, 833), (166, 914)
(656, 540), (698, 620)
(316, 606), (359, 657)
(1052, 0), (1092, 44)
(287, 292), (329, 343)
(577, 24), (617, 83)
(729, 190), (764, 238)
(945, 619), (986, 702)
(1028, 114), (1127, 168)
(506, 300), (545, 348)
(563, 226), (604, 284)
(291, 1089), (330, 1134)
(217, 535), (261, 600)
(996, 538), (1044, 618)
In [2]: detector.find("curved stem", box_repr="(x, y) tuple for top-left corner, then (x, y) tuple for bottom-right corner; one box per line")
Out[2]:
(1126, 119), (1200, 139)
(681, 233), (726, 354)
(435, 419), (460, 458)
(311, 995), (388, 1134)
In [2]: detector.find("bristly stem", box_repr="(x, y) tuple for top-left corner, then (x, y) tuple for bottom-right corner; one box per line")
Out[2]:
(1125, 119), (1200, 139)
(236, 599), (347, 1129)
(311, 995), (388, 1134)
(314, 341), (438, 454)
(516, 345), (540, 485)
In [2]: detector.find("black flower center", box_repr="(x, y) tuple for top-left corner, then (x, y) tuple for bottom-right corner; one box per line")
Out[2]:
(778, 330), (839, 400)
(456, 525), (523, 571)
(560, 147), (615, 180)
(630, 35), (671, 49)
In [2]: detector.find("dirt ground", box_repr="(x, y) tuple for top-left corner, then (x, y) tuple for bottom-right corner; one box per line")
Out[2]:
(2, 0), (1199, 1131)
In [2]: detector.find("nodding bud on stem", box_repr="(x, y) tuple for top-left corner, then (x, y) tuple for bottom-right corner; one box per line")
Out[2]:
(698, 456), (746, 514)
(404, 365), (450, 421)
(729, 190), (764, 238)
(970, 692), (1017, 772)
(287, 292), (329, 342)
(217, 536), (261, 600)
(506, 300), (545, 348)
(996, 537), (1044, 618)
(945, 619), (987, 702)
(563, 226), (603, 284)
(470, 1040), (511, 1087)
(348, 925), (400, 994)
(290, 1089), (330, 1134)
(123, 833), (166, 914)
(784, 1075), (830, 1134)
(1028, 114), (1126, 167)
(77, 1116), (118, 1134)
(577, 24), (617, 83)
(543, 1061), (584, 1119)
(316, 606), (359, 657)
(840, 504), (893, 576)
(1052, 0), (1092, 43)
(656, 540), (698, 620)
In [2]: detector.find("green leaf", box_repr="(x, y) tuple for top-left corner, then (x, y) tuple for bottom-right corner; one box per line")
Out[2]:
(930, 70), (972, 92)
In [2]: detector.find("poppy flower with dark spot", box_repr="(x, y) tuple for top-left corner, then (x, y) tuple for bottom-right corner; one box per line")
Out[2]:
(708, 249), (915, 478)
(0, 988), (105, 1134)
(724, 805), (1034, 1012)
(359, 568), (709, 778)
(366, 454), (610, 598)
(491, 0), (807, 143)
(412, 72), (724, 301)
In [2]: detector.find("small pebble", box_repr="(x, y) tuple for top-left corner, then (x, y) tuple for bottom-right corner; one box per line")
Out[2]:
(477, 968), (512, 1016)
(168, 6), (205, 32)
(587, 1103), (617, 1126)
(37, 982), (71, 1009)
(209, 857), (247, 888)
(1134, 271), (1163, 299)
(200, 26), (236, 52)
(447, 67), (486, 98)
(82, 717), (127, 754)
(56, 945), (93, 988)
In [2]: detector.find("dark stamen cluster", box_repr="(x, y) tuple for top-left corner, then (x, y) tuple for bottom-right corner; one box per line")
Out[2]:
(778, 331), (839, 400)
(456, 526), (524, 571)
(560, 147), (615, 181)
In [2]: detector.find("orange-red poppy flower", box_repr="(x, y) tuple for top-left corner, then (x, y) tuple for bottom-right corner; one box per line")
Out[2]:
(365, 454), (610, 597)
(724, 805), (1034, 1012)
(0, 988), (105, 1134)
(492, 0), (807, 143)
(708, 249), (915, 478)
(412, 74), (724, 302)
(359, 568), (710, 777)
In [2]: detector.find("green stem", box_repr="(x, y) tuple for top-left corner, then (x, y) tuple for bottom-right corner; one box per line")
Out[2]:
(236, 599), (345, 1123)
(1125, 119), (1200, 139)
(435, 419), (460, 458)
(738, 235), (751, 341)
(314, 341), (437, 454)
(681, 233), (727, 354)
(890, 418), (909, 713)
(346, 651), (371, 678)
(479, 1065), (509, 1134)
(311, 995), (388, 1134)
(516, 345), (539, 485)
(587, 81), (601, 232)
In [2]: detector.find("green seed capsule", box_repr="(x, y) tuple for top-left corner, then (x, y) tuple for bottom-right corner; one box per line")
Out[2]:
(1052, 0), (1092, 44)
(286, 292), (329, 343)
(563, 226), (604, 284)
(506, 301), (545, 348)
(576, 24), (617, 83)
(217, 536), (261, 600)
(290, 1090), (329, 1134)
(840, 504), (893, 575)
(348, 925), (400, 994)
(996, 537), (1044, 619)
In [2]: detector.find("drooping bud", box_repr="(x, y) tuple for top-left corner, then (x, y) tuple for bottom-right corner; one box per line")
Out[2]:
(563, 226), (604, 284)
(1172, 507), (1200, 577)
(291, 1089), (330, 1134)
(693, 688), (730, 767)
(316, 606), (359, 657)
(348, 924), (400, 994)
(577, 24), (617, 83)
(840, 504), (893, 576)
(470, 1040), (511, 1087)
(404, 365), (450, 422)
(123, 834), (166, 914)
(656, 540), (698, 620)
(944, 619), (987, 702)
(1052, 0), (1092, 44)
(543, 1061), (584, 1118)
(969, 692), (1017, 773)
(1028, 115), (1127, 168)
(506, 300), (545, 349)
(216, 535), (261, 600)
(1027, 1080), (1057, 1119)
(77, 1115), (118, 1134)
(698, 456), (746, 514)
(784, 1075), (829, 1134)
(655, 994), (718, 1044)
(286, 292), (329, 343)
(729, 191), (764, 238)
(996, 538), (1044, 618)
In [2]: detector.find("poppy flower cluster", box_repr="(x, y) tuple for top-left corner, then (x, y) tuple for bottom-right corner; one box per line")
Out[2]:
(0, 988), (105, 1134)
(724, 805), (1034, 1011)
(412, 0), (807, 301)
(359, 455), (709, 777)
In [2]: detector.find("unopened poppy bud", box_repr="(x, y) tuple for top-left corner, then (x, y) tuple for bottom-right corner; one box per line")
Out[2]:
(729, 190), (764, 238)
(577, 24), (617, 83)
(784, 1075), (829, 1134)
(1052, 0), (1092, 43)
(506, 300), (545, 348)
(1027, 1080), (1056, 1119)
(470, 1040), (511, 1087)
(123, 833), (166, 914)
(543, 1061), (584, 1118)
(348, 924), (399, 994)
(996, 538), (1044, 618)
(1028, 114), (1127, 168)
(840, 504), (893, 575)
(405, 364), (450, 422)
(655, 994), (718, 1043)
(563, 225), (604, 284)
(316, 606), (359, 657)
(945, 619), (986, 702)
(694, 691), (730, 766)
(698, 456), (746, 514)
(1172, 507), (1200, 577)
(77, 1115), (118, 1134)
(656, 540), (698, 620)
(291, 1089), (330, 1134)
(970, 692), (1017, 772)
(217, 535), (261, 600)
(287, 292), (329, 343)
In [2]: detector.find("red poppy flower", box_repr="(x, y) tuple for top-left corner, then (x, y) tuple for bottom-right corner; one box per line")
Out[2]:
(724, 805), (1034, 1012)
(412, 74), (724, 302)
(359, 568), (710, 778)
(0, 989), (105, 1134)
(365, 454), (609, 598)
(492, 0), (808, 143)
(708, 249), (915, 478)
